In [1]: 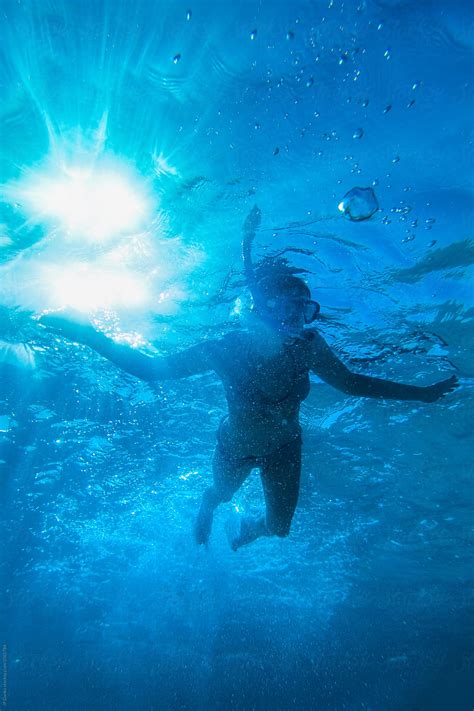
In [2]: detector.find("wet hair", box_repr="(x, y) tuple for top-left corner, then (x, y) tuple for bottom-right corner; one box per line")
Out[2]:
(251, 256), (311, 304)
(256, 273), (310, 300)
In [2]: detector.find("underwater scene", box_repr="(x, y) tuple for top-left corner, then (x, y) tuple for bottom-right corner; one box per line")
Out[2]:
(0, 0), (473, 709)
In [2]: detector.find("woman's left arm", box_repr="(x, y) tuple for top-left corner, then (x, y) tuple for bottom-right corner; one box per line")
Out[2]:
(309, 331), (458, 403)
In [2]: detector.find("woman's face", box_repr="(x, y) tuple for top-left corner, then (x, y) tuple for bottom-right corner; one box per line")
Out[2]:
(265, 288), (312, 331)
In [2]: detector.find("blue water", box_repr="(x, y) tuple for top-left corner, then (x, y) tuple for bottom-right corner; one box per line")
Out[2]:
(1, 1), (473, 709)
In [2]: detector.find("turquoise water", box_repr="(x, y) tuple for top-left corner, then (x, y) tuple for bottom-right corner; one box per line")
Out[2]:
(1, 1), (473, 709)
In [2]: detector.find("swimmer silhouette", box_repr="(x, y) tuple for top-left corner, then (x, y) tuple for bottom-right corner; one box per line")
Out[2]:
(39, 206), (458, 550)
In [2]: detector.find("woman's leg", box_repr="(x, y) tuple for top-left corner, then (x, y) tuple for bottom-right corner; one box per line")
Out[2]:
(231, 436), (302, 549)
(194, 442), (254, 545)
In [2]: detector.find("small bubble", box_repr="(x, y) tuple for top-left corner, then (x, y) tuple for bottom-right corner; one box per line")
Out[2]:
(353, 127), (364, 139)
(377, 22), (383, 30)
(425, 217), (436, 225)
(407, 99), (415, 108)
(173, 54), (181, 64)
(392, 155), (400, 163)
(306, 77), (314, 87)
(339, 51), (349, 64)
(382, 216), (391, 225)
(384, 48), (391, 59)
(186, 9), (192, 21)
(250, 29), (257, 40)
(287, 30), (294, 40)
(372, 178), (379, 186)
(383, 104), (392, 113)
(412, 81), (421, 90)
(254, 123), (260, 130)
(313, 111), (320, 118)
(273, 147), (280, 155)
(402, 234), (416, 243)
(362, 99), (369, 107)
(411, 220), (418, 228)
(428, 240), (437, 247)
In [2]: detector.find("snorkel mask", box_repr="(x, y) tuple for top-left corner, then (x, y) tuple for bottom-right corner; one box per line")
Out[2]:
(265, 295), (320, 325)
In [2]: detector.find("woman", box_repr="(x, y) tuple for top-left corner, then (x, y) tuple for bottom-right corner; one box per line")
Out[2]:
(39, 208), (457, 550)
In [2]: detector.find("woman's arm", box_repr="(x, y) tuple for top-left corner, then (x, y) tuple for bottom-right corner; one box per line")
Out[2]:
(38, 313), (216, 381)
(309, 331), (457, 403)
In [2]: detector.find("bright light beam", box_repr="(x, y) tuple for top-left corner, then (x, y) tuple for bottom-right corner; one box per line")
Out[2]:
(5, 154), (154, 243)
(42, 263), (150, 313)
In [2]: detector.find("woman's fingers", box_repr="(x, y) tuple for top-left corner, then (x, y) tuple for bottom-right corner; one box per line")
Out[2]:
(425, 375), (459, 402)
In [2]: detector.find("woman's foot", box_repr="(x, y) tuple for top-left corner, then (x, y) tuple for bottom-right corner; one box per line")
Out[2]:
(194, 487), (221, 545)
(226, 514), (268, 550)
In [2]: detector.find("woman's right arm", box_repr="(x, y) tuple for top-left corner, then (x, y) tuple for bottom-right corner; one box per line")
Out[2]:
(38, 313), (216, 381)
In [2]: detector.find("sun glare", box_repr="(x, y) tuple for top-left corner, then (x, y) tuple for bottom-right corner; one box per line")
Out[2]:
(44, 263), (150, 313)
(5, 152), (154, 243)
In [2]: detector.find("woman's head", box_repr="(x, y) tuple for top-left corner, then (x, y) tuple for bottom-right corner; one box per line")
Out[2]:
(252, 274), (320, 331)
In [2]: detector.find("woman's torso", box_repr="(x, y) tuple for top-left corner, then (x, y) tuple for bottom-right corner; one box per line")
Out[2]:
(214, 331), (313, 457)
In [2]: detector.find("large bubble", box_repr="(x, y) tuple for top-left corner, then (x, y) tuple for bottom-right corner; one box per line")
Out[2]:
(338, 187), (379, 221)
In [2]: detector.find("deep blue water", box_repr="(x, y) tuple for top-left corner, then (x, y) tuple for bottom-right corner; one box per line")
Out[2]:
(0, 1), (473, 709)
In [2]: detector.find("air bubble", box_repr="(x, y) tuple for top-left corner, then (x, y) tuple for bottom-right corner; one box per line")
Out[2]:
(287, 30), (294, 40)
(407, 100), (415, 108)
(384, 48), (391, 60)
(392, 156), (400, 163)
(383, 105), (392, 113)
(362, 99), (369, 107)
(353, 128), (364, 139)
(306, 77), (314, 87)
(186, 9), (192, 20)
(250, 29), (257, 40)
(173, 54), (181, 64)
(338, 186), (379, 221)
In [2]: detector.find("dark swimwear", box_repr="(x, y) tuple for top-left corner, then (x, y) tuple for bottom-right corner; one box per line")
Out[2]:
(213, 416), (302, 536)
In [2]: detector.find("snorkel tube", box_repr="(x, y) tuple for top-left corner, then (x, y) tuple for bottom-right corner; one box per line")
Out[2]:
(242, 205), (265, 312)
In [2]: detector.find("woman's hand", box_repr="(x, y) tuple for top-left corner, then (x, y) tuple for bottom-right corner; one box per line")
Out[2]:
(421, 375), (458, 403)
